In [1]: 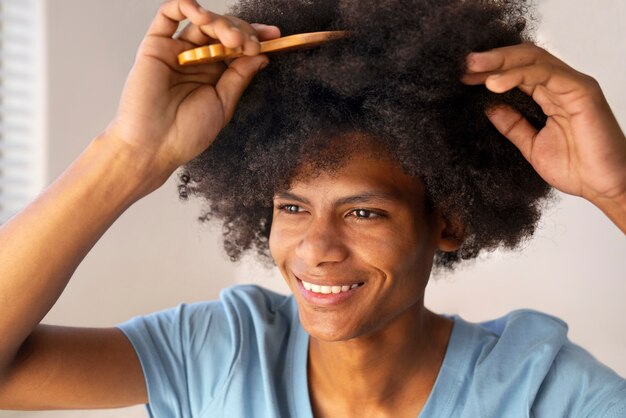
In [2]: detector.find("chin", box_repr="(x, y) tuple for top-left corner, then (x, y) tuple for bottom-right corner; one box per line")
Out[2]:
(304, 326), (357, 342)
(297, 309), (366, 342)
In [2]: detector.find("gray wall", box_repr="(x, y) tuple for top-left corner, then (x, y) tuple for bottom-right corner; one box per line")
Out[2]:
(2, 0), (624, 417)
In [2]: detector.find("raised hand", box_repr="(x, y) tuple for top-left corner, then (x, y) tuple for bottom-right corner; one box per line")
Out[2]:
(105, 0), (280, 185)
(0, 3), (280, 408)
(462, 43), (626, 232)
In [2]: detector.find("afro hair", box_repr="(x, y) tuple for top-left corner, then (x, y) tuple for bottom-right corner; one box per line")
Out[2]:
(178, 0), (553, 269)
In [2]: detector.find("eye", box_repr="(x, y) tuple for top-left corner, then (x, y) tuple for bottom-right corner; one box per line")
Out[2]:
(348, 209), (383, 220)
(277, 204), (303, 214)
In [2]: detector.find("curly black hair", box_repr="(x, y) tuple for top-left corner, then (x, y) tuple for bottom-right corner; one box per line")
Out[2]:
(178, 0), (553, 269)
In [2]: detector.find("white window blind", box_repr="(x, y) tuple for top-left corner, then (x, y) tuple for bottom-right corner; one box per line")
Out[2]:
(0, 0), (45, 223)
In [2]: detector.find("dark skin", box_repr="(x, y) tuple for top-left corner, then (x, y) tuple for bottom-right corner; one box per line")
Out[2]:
(0, 0), (624, 412)
(463, 44), (626, 232)
(270, 142), (458, 416)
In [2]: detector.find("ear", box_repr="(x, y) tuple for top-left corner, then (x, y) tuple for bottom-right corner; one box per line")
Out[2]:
(433, 209), (464, 252)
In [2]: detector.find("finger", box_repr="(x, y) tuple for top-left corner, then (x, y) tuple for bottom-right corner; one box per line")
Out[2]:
(250, 23), (281, 41)
(185, 15), (261, 54)
(146, 0), (207, 38)
(224, 16), (263, 55)
(173, 60), (228, 81)
(199, 15), (247, 49)
(465, 43), (565, 74)
(487, 105), (538, 162)
(175, 22), (215, 46)
(176, 20), (280, 46)
(207, 18), (281, 55)
(461, 70), (497, 86)
(176, 22), (279, 58)
(235, 22), (281, 55)
(484, 63), (581, 96)
(147, 0), (243, 48)
(215, 55), (269, 123)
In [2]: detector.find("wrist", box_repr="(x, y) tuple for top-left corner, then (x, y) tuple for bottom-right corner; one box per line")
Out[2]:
(588, 189), (626, 234)
(89, 133), (175, 201)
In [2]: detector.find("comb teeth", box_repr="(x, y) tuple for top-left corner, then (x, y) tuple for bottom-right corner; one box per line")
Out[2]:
(177, 31), (349, 66)
(178, 45), (244, 66)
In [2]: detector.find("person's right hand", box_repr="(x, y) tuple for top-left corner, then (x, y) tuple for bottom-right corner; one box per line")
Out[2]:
(0, 3), (280, 408)
(104, 0), (280, 187)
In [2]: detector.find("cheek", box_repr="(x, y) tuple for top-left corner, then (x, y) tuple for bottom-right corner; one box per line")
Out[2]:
(352, 234), (395, 265)
(268, 221), (293, 264)
(362, 223), (435, 281)
(268, 225), (281, 262)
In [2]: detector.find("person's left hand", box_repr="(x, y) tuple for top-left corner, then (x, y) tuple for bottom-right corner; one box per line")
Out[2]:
(462, 43), (626, 231)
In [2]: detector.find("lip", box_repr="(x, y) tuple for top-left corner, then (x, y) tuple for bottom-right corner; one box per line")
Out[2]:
(295, 276), (363, 307)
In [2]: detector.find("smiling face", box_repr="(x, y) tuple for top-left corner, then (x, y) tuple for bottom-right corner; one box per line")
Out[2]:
(269, 138), (454, 342)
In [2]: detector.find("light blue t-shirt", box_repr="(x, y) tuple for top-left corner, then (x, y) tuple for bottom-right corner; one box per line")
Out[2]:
(117, 285), (626, 417)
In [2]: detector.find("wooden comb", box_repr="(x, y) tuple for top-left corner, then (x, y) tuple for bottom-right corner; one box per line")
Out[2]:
(178, 30), (349, 66)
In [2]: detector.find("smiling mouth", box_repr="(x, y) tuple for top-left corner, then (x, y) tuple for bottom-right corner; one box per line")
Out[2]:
(299, 279), (365, 294)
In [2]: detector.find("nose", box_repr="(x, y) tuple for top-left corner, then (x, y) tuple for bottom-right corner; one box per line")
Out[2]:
(295, 215), (349, 267)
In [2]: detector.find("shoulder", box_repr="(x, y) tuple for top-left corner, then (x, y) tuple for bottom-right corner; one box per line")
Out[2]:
(451, 309), (626, 417)
(473, 309), (569, 368)
(115, 285), (300, 416)
(119, 284), (296, 344)
(477, 308), (568, 334)
(217, 284), (296, 319)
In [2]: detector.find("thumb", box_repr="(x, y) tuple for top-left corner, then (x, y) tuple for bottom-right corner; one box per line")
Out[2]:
(215, 55), (269, 123)
(487, 104), (538, 163)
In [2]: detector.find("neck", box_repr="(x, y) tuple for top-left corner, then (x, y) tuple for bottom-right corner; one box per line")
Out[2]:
(307, 303), (452, 417)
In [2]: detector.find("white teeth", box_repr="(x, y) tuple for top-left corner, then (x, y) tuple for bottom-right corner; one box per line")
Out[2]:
(301, 279), (362, 294)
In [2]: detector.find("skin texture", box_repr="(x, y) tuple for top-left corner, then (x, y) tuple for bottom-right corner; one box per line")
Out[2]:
(0, 0), (624, 413)
(270, 139), (458, 416)
(0, 0), (281, 409)
(271, 141), (444, 341)
(463, 44), (626, 231)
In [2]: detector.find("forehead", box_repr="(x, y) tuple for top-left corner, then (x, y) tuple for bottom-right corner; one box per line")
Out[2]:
(281, 144), (424, 203)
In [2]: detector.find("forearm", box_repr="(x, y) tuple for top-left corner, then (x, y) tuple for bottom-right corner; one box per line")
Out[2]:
(0, 135), (165, 373)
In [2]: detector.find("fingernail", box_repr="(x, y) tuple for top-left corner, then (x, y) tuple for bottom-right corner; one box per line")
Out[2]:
(230, 26), (241, 33)
(250, 35), (259, 43)
(259, 60), (269, 70)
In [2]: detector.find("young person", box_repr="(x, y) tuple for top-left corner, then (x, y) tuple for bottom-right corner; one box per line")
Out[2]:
(1, 0), (624, 416)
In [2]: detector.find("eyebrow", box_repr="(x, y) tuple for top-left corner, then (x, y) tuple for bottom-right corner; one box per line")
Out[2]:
(273, 190), (401, 206)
